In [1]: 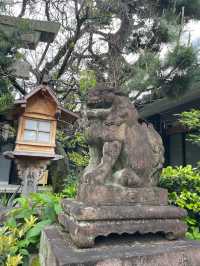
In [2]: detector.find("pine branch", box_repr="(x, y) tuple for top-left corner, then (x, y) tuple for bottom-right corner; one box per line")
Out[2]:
(9, 77), (27, 95)
(18, 0), (28, 17)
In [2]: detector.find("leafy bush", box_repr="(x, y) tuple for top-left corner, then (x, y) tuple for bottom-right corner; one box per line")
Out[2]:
(0, 92), (14, 113)
(179, 108), (200, 145)
(61, 181), (78, 199)
(79, 69), (96, 98)
(0, 215), (37, 266)
(0, 180), (79, 266)
(1, 192), (62, 265)
(160, 165), (200, 240)
(58, 132), (89, 169)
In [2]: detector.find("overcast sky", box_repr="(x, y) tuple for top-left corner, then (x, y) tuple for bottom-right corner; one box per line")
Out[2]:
(183, 20), (200, 48)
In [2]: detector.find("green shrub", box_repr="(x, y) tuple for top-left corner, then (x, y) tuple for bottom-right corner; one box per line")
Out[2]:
(61, 181), (78, 199)
(1, 192), (63, 265)
(1, 179), (79, 266)
(179, 108), (200, 145)
(160, 165), (200, 240)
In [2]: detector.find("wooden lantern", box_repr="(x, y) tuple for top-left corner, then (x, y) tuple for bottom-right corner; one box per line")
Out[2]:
(4, 85), (78, 195)
(13, 85), (78, 159)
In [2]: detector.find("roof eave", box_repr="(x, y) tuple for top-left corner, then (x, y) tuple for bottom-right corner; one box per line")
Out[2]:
(139, 88), (200, 118)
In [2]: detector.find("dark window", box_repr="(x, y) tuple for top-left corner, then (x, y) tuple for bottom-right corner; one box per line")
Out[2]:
(169, 133), (184, 166)
(168, 133), (200, 166)
(185, 134), (200, 166)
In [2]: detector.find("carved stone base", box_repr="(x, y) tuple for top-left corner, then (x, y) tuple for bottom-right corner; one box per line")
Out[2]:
(40, 225), (200, 266)
(16, 158), (49, 196)
(77, 184), (168, 205)
(59, 199), (187, 248)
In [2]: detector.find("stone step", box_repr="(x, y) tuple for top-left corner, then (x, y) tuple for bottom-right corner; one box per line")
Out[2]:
(40, 225), (200, 266)
(61, 199), (187, 221)
(77, 185), (168, 206)
(58, 214), (187, 248)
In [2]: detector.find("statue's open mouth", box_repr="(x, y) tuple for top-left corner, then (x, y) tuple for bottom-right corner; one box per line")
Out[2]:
(87, 100), (112, 109)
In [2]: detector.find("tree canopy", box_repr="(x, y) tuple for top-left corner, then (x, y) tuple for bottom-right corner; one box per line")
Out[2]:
(0, 3), (24, 113)
(0, 0), (200, 108)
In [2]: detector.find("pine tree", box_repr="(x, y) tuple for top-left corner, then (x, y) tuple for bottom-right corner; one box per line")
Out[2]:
(0, 4), (22, 113)
(125, 1), (200, 100)
(2, 0), (199, 104)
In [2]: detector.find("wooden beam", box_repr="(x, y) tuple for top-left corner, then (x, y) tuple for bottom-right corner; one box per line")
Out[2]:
(139, 88), (200, 118)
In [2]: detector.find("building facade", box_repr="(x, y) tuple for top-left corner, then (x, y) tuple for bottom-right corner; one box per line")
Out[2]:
(138, 88), (200, 167)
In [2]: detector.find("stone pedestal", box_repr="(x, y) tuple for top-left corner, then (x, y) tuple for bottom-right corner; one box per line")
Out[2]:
(77, 184), (169, 206)
(58, 196), (187, 248)
(58, 185), (187, 248)
(40, 225), (200, 266)
(16, 158), (49, 196)
(40, 84), (197, 265)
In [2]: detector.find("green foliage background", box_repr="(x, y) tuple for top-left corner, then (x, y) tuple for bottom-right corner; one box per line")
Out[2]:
(1, 192), (63, 265)
(179, 109), (200, 145)
(160, 165), (200, 240)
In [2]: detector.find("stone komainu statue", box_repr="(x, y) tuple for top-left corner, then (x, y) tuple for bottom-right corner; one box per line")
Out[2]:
(81, 85), (164, 188)
(60, 85), (187, 249)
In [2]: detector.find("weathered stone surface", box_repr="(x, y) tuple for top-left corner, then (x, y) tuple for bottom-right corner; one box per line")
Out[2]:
(40, 225), (200, 266)
(59, 85), (187, 249)
(61, 199), (187, 221)
(16, 158), (49, 196)
(78, 85), (164, 191)
(59, 216), (187, 248)
(77, 185), (168, 206)
(59, 201), (187, 248)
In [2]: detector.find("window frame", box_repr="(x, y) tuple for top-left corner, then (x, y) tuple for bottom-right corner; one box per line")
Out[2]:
(23, 118), (51, 144)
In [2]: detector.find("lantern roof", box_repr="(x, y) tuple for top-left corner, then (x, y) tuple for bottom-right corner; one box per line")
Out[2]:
(15, 85), (60, 105)
(3, 85), (79, 160)
(14, 85), (79, 123)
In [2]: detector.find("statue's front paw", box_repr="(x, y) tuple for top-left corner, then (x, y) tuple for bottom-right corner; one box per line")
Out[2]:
(127, 176), (143, 187)
(82, 172), (106, 185)
(82, 172), (94, 184)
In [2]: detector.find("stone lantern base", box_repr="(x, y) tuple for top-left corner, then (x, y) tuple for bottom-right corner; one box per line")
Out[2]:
(16, 158), (49, 196)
